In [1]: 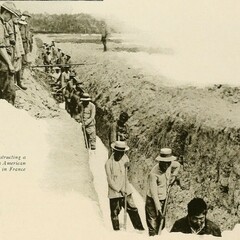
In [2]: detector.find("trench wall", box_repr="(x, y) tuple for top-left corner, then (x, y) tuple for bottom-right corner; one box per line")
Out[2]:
(76, 61), (240, 230)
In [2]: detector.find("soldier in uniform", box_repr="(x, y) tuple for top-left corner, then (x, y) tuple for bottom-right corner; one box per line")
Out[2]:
(0, 2), (18, 105)
(13, 12), (26, 90)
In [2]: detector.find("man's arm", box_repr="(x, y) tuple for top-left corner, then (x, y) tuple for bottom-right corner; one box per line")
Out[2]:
(149, 173), (162, 214)
(0, 48), (14, 73)
(169, 161), (181, 185)
(105, 161), (123, 192)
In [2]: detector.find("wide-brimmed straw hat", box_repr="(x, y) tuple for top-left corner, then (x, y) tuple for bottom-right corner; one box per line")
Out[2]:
(80, 93), (91, 101)
(1, 2), (18, 16)
(155, 148), (176, 162)
(111, 141), (129, 152)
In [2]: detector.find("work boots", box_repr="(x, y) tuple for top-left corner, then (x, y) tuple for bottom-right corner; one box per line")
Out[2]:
(16, 71), (27, 90)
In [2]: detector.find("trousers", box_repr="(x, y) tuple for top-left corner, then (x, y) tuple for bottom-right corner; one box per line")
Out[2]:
(85, 125), (96, 150)
(109, 194), (144, 231)
(145, 195), (166, 236)
(0, 71), (15, 105)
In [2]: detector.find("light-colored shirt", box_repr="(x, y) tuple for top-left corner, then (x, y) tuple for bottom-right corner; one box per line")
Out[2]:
(147, 161), (180, 210)
(80, 102), (96, 127)
(105, 154), (132, 199)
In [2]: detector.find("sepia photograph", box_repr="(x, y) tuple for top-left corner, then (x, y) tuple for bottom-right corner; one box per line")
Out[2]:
(0, 0), (239, 239)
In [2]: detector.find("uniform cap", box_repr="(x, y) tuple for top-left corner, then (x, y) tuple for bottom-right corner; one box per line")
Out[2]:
(22, 10), (31, 18)
(1, 2), (18, 16)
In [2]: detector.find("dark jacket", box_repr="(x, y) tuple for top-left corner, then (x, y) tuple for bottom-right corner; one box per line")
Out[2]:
(109, 121), (128, 145)
(171, 216), (221, 237)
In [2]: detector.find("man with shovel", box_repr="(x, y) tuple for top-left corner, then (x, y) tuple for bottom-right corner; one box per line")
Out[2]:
(145, 148), (180, 236)
(105, 141), (144, 231)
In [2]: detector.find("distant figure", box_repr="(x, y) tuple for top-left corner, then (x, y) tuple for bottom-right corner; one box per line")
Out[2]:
(77, 93), (96, 150)
(101, 31), (108, 52)
(171, 198), (221, 237)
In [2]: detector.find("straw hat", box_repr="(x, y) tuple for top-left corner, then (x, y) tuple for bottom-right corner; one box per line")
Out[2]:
(80, 93), (91, 101)
(155, 148), (176, 162)
(111, 141), (129, 152)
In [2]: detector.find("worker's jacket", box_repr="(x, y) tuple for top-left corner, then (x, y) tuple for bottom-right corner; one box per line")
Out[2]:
(171, 216), (221, 237)
(78, 102), (96, 127)
(0, 17), (9, 73)
(109, 121), (128, 145)
(146, 161), (180, 211)
(105, 154), (132, 199)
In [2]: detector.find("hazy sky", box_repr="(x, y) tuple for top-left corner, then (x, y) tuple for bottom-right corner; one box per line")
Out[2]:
(4, 0), (240, 85)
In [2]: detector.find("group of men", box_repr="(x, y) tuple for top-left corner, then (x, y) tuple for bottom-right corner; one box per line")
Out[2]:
(42, 49), (221, 236)
(40, 42), (96, 151)
(0, 2), (33, 105)
(105, 113), (222, 237)
(41, 41), (72, 73)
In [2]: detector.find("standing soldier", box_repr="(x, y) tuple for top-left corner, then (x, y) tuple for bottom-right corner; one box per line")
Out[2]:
(19, 14), (29, 88)
(105, 141), (144, 231)
(13, 11), (27, 90)
(145, 148), (181, 236)
(109, 112), (129, 156)
(77, 93), (96, 151)
(29, 28), (34, 53)
(0, 2), (18, 105)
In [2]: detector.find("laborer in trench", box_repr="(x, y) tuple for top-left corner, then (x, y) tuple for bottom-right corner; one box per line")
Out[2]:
(105, 141), (145, 231)
(43, 50), (52, 73)
(0, 2), (18, 105)
(77, 92), (96, 150)
(145, 148), (180, 236)
(109, 112), (129, 156)
(63, 70), (76, 113)
(69, 79), (85, 118)
(171, 197), (221, 237)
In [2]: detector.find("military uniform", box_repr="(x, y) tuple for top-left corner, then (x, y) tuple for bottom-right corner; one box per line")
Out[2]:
(0, 17), (15, 105)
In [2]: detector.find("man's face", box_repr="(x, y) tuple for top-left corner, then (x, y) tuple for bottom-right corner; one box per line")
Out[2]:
(82, 101), (89, 107)
(113, 150), (124, 161)
(3, 11), (12, 22)
(189, 213), (206, 230)
(158, 161), (171, 173)
(12, 17), (18, 24)
(119, 115), (128, 125)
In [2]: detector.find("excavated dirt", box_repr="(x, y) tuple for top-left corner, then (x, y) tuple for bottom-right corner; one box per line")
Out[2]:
(37, 35), (240, 230)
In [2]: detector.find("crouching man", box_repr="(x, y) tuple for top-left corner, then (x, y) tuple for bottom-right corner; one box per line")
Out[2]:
(105, 141), (144, 231)
(171, 197), (221, 237)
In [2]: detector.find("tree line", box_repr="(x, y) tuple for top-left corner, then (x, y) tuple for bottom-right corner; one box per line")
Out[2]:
(30, 13), (110, 34)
